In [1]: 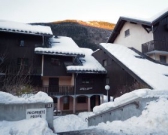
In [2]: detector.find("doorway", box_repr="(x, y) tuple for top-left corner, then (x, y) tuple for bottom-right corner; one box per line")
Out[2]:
(63, 96), (70, 110)
(49, 78), (59, 92)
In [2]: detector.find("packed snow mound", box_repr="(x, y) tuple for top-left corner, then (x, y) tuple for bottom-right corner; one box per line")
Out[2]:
(54, 112), (94, 133)
(0, 118), (54, 135)
(93, 89), (168, 114)
(95, 98), (168, 135)
(93, 102), (115, 114)
(0, 91), (53, 104)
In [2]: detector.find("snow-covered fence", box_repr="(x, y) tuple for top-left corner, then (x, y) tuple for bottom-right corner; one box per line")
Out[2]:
(0, 91), (54, 129)
(88, 97), (157, 126)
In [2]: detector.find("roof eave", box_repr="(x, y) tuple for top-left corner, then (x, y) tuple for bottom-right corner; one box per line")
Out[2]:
(108, 17), (152, 43)
(35, 51), (85, 57)
(67, 70), (107, 74)
(0, 29), (53, 37)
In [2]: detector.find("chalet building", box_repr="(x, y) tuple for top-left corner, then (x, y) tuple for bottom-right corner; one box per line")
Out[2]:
(93, 43), (168, 98)
(0, 20), (106, 114)
(0, 20), (53, 87)
(35, 36), (106, 113)
(108, 9), (168, 64)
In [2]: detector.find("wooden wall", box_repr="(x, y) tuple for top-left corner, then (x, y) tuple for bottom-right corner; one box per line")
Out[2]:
(0, 31), (42, 73)
(92, 49), (148, 98)
(75, 74), (105, 95)
(153, 15), (168, 51)
(43, 55), (73, 76)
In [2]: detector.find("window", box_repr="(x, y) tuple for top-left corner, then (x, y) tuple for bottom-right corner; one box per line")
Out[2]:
(81, 78), (93, 84)
(17, 58), (28, 66)
(160, 55), (166, 63)
(63, 96), (69, 104)
(103, 60), (107, 66)
(20, 40), (24, 46)
(77, 96), (87, 103)
(51, 58), (60, 66)
(106, 77), (110, 84)
(125, 29), (130, 37)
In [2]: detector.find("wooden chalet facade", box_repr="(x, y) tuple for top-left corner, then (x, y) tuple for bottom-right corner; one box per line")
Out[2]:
(0, 21), (106, 114)
(108, 10), (168, 64)
(92, 43), (168, 99)
(92, 47), (151, 98)
(35, 37), (106, 113)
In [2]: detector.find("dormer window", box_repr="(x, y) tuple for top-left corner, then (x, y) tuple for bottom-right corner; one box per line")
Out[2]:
(125, 29), (130, 37)
(20, 40), (24, 46)
(160, 55), (166, 63)
(51, 58), (60, 66)
(103, 60), (107, 66)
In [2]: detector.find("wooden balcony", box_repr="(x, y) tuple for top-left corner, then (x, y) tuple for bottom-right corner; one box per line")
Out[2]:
(40, 85), (75, 96)
(142, 40), (168, 53)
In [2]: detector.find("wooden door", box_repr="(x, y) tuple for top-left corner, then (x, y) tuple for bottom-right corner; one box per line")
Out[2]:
(49, 78), (59, 92)
(63, 96), (69, 110)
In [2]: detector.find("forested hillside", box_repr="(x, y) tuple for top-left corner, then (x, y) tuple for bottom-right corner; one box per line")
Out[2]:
(33, 20), (114, 50)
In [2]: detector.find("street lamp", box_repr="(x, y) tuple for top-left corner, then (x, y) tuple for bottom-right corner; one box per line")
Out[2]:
(105, 85), (110, 102)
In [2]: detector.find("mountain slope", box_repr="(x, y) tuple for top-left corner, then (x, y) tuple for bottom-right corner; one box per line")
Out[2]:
(33, 20), (114, 50)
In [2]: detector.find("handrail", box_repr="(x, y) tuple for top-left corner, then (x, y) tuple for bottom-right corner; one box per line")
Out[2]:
(40, 85), (75, 96)
(142, 40), (168, 53)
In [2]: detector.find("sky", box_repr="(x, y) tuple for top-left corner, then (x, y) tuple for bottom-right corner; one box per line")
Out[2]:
(0, 0), (168, 23)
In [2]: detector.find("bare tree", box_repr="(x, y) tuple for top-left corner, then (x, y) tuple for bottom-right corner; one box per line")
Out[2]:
(1, 56), (35, 96)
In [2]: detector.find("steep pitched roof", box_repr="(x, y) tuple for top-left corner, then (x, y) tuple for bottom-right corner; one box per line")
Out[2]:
(108, 8), (168, 43)
(66, 48), (106, 74)
(99, 43), (168, 90)
(35, 36), (85, 57)
(0, 20), (53, 36)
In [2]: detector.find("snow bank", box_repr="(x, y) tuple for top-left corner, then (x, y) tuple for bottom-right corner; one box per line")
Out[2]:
(0, 118), (54, 135)
(93, 89), (168, 114)
(94, 97), (168, 135)
(0, 91), (53, 104)
(54, 112), (94, 133)
(93, 102), (115, 115)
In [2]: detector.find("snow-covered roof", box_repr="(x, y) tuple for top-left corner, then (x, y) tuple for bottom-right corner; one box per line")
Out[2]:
(35, 36), (85, 57)
(0, 20), (53, 36)
(0, 91), (53, 104)
(66, 48), (106, 74)
(148, 7), (168, 23)
(100, 43), (168, 89)
(108, 9), (168, 43)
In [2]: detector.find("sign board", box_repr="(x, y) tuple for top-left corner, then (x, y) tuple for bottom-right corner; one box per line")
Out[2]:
(45, 103), (52, 108)
(80, 87), (93, 90)
(26, 108), (46, 119)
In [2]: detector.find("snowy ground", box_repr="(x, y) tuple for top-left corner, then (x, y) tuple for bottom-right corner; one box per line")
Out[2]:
(1, 89), (168, 135)
(0, 118), (55, 135)
(53, 89), (168, 135)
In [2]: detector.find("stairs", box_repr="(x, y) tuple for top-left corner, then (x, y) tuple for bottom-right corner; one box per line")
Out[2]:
(88, 97), (157, 126)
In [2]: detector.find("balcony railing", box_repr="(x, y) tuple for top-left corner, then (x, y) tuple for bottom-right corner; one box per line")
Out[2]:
(40, 85), (75, 96)
(142, 40), (168, 53)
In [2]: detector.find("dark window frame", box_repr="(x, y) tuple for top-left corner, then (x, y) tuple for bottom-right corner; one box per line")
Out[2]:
(77, 96), (87, 103)
(125, 29), (130, 37)
(103, 59), (107, 66)
(160, 55), (166, 63)
(20, 40), (24, 47)
(51, 58), (60, 66)
(106, 77), (110, 84)
(81, 78), (93, 84)
(17, 58), (29, 66)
